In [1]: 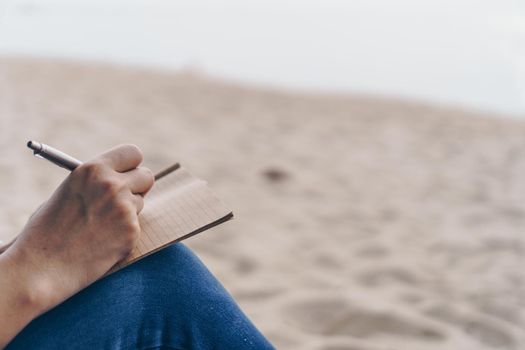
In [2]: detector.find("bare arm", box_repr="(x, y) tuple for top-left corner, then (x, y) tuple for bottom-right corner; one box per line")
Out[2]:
(0, 144), (154, 348)
(0, 247), (47, 347)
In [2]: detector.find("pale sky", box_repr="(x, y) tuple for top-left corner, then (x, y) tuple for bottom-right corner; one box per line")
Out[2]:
(0, 0), (524, 116)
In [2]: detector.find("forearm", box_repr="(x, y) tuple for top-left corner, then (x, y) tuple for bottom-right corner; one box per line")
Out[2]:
(0, 144), (153, 348)
(0, 250), (46, 348)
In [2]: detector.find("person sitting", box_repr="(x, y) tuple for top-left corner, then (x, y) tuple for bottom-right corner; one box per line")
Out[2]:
(0, 144), (274, 349)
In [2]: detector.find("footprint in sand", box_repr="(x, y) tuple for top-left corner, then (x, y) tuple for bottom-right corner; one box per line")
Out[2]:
(318, 339), (388, 350)
(473, 299), (522, 325)
(234, 288), (282, 302)
(319, 344), (378, 350)
(424, 304), (517, 349)
(234, 255), (258, 275)
(315, 253), (344, 270)
(356, 266), (420, 287)
(261, 167), (291, 183)
(397, 291), (427, 305)
(354, 244), (390, 259)
(284, 297), (445, 341)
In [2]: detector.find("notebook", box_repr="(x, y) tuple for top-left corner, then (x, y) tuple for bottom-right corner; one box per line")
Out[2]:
(106, 163), (233, 275)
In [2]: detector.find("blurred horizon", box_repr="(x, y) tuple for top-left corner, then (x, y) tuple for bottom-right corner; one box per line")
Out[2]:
(0, 0), (524, 116)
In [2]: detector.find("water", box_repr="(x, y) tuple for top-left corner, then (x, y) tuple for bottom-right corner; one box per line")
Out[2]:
(0, 0), (524, 116)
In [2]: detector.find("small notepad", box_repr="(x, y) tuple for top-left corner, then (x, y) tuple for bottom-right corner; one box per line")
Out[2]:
(106, 163), (233, 274)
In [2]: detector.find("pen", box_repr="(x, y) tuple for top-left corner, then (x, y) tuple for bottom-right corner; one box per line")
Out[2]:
(27, 141), (83, 171)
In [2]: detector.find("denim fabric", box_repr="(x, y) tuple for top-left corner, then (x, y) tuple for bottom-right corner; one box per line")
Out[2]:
(6, 244), (274, 350)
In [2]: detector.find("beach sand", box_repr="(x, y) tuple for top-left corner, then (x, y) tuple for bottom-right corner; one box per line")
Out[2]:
(0, 58), (524, 349)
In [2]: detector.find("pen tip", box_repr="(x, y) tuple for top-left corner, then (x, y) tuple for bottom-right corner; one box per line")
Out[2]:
(27, 140), (42, 152)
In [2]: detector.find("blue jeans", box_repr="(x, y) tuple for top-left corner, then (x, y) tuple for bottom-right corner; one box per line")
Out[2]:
(6, 244), (274, 349)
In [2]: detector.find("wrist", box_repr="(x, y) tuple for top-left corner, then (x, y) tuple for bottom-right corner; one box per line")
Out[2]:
(0, 250), (52, 347)
(0, 247), (53, 317)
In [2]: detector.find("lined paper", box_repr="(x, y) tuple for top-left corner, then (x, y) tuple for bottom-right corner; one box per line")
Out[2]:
(107, 164), (233, 274)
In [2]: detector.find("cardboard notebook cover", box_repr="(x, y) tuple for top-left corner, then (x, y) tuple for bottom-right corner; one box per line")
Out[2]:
(107, 163), (233, 274)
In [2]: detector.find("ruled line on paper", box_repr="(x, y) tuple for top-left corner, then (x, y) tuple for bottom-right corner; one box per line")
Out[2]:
(106, 165), (232, 274)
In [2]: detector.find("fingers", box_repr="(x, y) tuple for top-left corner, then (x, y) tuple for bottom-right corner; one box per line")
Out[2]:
(87, 144), (152, 214)
(130, 193), (145, 214)
(122, 167), (155, 195)
(97, 144), (143, 172)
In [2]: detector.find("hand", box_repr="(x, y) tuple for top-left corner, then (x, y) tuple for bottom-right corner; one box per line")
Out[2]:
(4, 144), (155, 314)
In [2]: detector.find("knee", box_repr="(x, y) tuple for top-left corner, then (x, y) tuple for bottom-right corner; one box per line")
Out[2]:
(7, 244), (273, 350)
(107, 243), (225, 314)
(121, 243), (215, 290)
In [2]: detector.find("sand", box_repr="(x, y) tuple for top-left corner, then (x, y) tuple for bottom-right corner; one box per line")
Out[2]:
(0, 57), (524, 349)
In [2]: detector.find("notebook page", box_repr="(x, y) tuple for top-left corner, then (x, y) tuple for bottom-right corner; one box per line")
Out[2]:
(107, 165), (232, 274)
